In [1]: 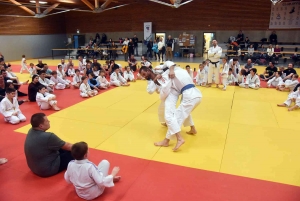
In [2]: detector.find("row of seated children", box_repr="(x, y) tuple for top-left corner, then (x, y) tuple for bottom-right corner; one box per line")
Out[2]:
(193, 58), (260, 90)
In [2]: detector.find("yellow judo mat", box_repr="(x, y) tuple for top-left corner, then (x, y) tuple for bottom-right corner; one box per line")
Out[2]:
(10, 59), (300, 187)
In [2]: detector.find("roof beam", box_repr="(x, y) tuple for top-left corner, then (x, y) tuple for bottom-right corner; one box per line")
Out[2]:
(95, 0), (99, 8)
(8, 0), (35, 15)
(81, 0), (95, 10)
(36, 0), (40, 14)
(43, 3), (60, 14)
(101, 0), (113, 9)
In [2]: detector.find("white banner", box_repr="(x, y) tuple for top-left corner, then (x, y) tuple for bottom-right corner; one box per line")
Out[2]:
(269, 1), (300, 29)
(144, 22), (152, 41)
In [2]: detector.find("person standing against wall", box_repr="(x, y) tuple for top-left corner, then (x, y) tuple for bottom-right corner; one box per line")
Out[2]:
(132, 34), (139, 56)
(166, 35), (174, 61)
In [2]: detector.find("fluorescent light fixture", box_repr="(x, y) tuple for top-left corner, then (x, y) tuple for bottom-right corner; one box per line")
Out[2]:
(29, 1), (48, 4)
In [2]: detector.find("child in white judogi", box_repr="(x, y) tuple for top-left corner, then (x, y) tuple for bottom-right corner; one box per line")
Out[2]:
(229, 57), (241, 77)
(123, 66), (135, 82)
(72, 69), (82, 88)
(57, 65), (71, 84)
(195, 64), (207, 86)
(236, 69), (246, 85)
(78, 57), (86, 74)
(80, 76), (98, 97)
(68, 65), (76, 77)
(20, 55), (29, 74)
(277, 85), (300, 111)
(36, 85), (60, 110)
(92, 67), (100, 77)
(6, 67), (28, 85)
(96, 70), (110, 89)
(186, 65), (194, 79)
(227, 69), (236, 86)
(50, 71), (70, 90)
(28, 63), (37, 78)
(239, 68), (260, 89)
(267, 71), (283, 88)
(278, 74), (299, 92)
(0, 88), (26, 124)
(64, 142), (120, 201)
(221, 58), (229, 90)
(39, 70), (55, 93)
(110, 68), (129, 87)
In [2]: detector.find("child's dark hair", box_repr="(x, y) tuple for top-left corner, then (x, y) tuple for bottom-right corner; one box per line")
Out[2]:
(75, 69), (80, 73)
(186, 65), (190, 69)
(51, 71), (57, 75)
(71, 142), (88, 160)
(202, 61), (206, 65)
(251, 68), (257, 74)
(81, 75), (87, 81)
(222, 57), (228, 61)
(229, 68), (233, 72)
(6, 87), (16, 94)
(38, 85), (46, 91)
(22, 55), (25, 58)
(293, 74), (299, 79)
(240, 69), (247, 76)
(57, 64), (62, 68)
(277, 71), (282, 76)
(39, 70), (46, 75)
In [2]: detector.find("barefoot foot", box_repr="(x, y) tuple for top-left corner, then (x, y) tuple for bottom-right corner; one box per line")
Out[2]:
(0, 158), (8, 165)
(154, 139), (169, 147)
(161, 123), (167, 127)
(277, 103), (287, 107)
(186, 129), (197, 135)
(173, 139), (185, 151)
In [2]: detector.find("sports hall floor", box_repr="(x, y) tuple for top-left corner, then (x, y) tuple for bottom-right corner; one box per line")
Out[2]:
(1, 59), (300, 201)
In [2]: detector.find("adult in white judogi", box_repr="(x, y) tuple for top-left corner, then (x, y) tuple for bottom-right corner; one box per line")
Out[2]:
(57, 66), (71, 84)
(149, 62), (202, 151)
(221, 59), (229, 90)
(0, 90), (26, 124)
(207, 40), (222, 87)
(229, 57), (241, 77)
(96, 74), (110, 88)
(58, 59), (68, 71)
(123, 69), (135, 81)
(267, 72), (283, 88)
(36, 92), (58, 110)
(50, 75), (69, 90)
(239, 68), (260, 89)
(110, 70), (127, 87)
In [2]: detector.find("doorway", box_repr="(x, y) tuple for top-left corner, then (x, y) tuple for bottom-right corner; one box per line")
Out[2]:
(155, 33), (166, 45)
(203, 32), (215, 57)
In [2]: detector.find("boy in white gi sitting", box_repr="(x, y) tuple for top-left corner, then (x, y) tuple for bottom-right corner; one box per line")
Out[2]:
(79, 76), (98, 97)
(277, 85), (300, 111)
(227, 68), (236, 86)
(64, 142), (121, 201)
(50, 71), (70, 90)
(267, 71), (283, 88)
(72, 69), (82, 89)
(123, 66), (136, 82)
(36, 85), (60, 110)
(96, 70), (110, 89)
(239, 68), (260, 90)
(0, 88), (26, 124)
(39, 70), (55, 93)
(278, 74), (299, 92)
(195, 63), (207, 86)
(110, 68), (130, 87)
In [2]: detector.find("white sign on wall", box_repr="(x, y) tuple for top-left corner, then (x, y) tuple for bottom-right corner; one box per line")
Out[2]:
(144, 22), (152, 41)
(269, 1), (300, 29)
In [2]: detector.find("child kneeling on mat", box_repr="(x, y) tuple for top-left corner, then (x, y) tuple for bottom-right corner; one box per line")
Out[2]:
(64, 142), (121, 200)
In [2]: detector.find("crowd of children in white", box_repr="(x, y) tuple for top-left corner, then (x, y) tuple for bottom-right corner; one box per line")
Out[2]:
(0, 53), (299, 127)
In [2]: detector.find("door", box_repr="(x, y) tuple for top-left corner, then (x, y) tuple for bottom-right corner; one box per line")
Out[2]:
(203, 32), (215, 57)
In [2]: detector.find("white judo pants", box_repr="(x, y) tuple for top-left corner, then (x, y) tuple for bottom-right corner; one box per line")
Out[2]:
(207, 63), (220, 84)
(20, 64), (29, 73)
(222, 76), (228, 89)
(4, 112), (26, 124)
(124, 74), (135, 81)
(40, 94), (57, 110)
(55, 83), (66, 90)
(284, 92), (300, 106)
(80, 90), (98, 98)
(110, 81), (122, 87)
(100, 82), (110, 88)
(239, 83), (259, 90)
(196, 78), (206, 86)
(158, 101), (165, 123)
(165, 89), (201, 139)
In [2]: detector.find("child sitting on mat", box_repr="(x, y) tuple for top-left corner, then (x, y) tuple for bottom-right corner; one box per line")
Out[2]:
(79, 76), (98, 98)
(36, 85), (60, 111)
(64, 141), (121, 200)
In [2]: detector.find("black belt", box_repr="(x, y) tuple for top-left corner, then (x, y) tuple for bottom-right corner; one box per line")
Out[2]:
(209, 60), (219, 67)
(162, 67), (169, 72)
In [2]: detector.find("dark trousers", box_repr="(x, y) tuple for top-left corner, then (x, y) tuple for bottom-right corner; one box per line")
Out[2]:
(58, 149), (74, 173)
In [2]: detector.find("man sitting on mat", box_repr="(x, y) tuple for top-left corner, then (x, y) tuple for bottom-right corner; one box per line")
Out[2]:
(24, 113), (73, 177)
(64, 141), (121, 200)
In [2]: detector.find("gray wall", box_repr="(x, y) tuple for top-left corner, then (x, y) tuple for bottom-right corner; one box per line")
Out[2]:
(82, 30), (300, 55)
(0, 34), (68, 62)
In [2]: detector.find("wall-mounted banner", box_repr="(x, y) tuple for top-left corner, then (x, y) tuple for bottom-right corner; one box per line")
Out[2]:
(269, 1), (300, 29)
(144, 22), (152, 41)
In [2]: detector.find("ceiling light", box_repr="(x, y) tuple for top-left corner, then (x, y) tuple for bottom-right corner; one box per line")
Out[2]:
(29, 1), (48, 4)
